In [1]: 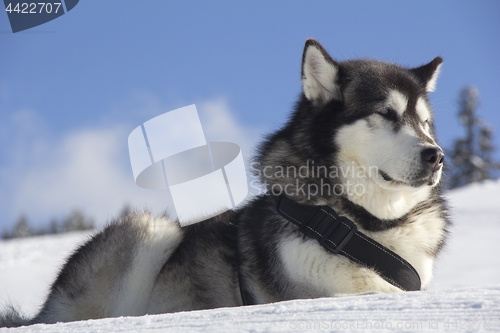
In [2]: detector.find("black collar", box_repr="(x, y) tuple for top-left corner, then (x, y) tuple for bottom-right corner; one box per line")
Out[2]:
(276, 195), (421, 292)
(238, 195), (421, 306)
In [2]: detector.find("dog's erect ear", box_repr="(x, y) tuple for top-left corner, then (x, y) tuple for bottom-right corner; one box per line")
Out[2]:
(301, 39), (341, 104)
(410, 57), (443, 92)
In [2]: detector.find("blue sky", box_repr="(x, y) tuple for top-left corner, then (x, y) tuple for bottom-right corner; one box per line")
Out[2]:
(1, 0), (499, 230)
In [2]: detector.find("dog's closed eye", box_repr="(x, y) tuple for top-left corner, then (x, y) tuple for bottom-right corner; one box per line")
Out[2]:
(376, 107), (398, 122)
(421, 119), (430, 131)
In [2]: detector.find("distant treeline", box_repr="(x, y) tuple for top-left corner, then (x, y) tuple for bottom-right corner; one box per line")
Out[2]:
(2, 209), (95, 240)
(2, 205), (134, 240)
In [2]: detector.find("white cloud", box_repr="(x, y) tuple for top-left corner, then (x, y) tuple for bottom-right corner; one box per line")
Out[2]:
(199, 97), (264, 162)
(2, 123), (169, 230)
(0, 97), (265, 231)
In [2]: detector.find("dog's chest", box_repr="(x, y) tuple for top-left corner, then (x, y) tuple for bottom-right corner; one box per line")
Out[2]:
(277, 208), (446, 296)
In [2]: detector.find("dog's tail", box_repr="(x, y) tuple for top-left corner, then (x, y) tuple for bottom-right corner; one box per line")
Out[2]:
(0, 304), (31, 328)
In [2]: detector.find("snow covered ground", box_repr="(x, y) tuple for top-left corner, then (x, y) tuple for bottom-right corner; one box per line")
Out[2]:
(1, 287), (500, 332)
(1, 180), (499, 332)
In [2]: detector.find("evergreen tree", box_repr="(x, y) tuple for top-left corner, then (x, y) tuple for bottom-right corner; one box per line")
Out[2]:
(12, 214), (33, 238)
(119, 203), (133, 220)
(63, 209), (95, 232)
(449, 87), (499, 188)
(49, 218), (60, 234)
(2, 229), (12, 240)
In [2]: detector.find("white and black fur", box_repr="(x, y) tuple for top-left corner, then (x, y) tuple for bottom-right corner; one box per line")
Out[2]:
(1, 39), (449, 327)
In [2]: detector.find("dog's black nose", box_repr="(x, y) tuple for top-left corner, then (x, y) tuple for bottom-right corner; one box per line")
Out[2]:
(421, 148), (445, 171)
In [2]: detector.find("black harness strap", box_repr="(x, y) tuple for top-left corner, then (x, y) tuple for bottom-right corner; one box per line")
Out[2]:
(276, 196), (421, 292)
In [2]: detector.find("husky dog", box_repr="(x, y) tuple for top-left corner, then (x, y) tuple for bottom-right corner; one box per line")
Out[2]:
(1, 39), (449, 327)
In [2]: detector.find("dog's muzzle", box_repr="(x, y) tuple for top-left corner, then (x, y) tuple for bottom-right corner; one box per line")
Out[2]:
(379, 146), (444, 187)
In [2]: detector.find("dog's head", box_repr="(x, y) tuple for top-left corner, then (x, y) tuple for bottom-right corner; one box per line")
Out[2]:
(300, 39), (444, 218)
